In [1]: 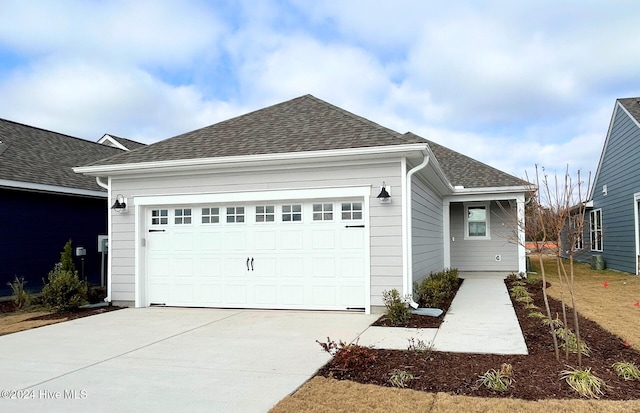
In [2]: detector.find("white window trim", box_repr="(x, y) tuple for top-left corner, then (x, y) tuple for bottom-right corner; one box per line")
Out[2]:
(174, 208), (193, 225)
(590, 208), (603, 252)
(464, 202), (491, 240)
(255, 205), (276, 223)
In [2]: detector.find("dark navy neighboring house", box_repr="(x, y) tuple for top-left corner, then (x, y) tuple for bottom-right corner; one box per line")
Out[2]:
(0, 120), (145, 295)
(563, 98), (640, 275)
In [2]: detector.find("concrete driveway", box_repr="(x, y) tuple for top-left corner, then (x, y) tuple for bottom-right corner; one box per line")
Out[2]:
(0, 308), (378, 412)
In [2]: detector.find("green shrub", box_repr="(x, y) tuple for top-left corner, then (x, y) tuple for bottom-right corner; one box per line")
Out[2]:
(477, 363), (514, 392)
(561, 366), (608, 398)
(382, 289), (412, 325)
(59, 239), (77, 274)
(509, 285), (530, 299)
(554, 328), (592, 357)
(42, 262), (87, 313)
(413, 268), (459, 308)
(611, 361), (640, 381)
(389, 369), (414, 388)
(87, 286), (107, 304)
(6, 275), (31, 310)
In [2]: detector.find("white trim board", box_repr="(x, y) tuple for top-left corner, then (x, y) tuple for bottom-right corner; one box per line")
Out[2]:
(0, 179), (107, 198)
(133, 186), (372, 206)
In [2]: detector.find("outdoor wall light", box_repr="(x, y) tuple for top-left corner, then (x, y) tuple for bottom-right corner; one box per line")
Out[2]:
(111, 194), (127, 211)
(377, 182), (391, 203)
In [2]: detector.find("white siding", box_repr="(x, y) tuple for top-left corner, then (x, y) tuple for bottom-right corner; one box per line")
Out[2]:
(109, 161), (405, 307)
(411, 174), (444, 283)
(449, 201), (518, 271)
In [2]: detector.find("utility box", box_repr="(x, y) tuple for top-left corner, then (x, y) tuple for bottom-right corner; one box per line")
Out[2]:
(591, 254), (605, 270)
(98, 235), (108, 253)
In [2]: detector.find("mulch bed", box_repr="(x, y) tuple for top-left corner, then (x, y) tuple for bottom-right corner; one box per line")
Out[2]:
(0, 300), (123, 321)
(372, 279), (463, 329)
(317, 279), (640, 400)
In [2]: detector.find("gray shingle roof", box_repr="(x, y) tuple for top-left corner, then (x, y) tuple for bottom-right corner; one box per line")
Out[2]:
(82, 94), (527, 189)
(405, 133), (528, 188)
(618, 97), (640, 124)
(85, 95), (424, 166)
(0, 118), (124, 193)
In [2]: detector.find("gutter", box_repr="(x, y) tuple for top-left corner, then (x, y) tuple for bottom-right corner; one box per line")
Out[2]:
(404, 151), (430, 309)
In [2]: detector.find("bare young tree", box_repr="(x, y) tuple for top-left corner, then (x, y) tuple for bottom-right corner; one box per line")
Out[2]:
(531, 165), (591, 367)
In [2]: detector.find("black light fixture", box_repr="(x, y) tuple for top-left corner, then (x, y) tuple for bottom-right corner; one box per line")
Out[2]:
(377, 182), (391, 202)
(111, 194), (127, 211)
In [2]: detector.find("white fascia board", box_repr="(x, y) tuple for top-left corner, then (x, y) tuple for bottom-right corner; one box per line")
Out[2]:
(0, 179), (107, 198)
(97, 134), (129, 151)
(446, 190), (527, 203)
(74, 144), (429, 176)
(413, 146), (454, 195)
(589, 101), (621, 200)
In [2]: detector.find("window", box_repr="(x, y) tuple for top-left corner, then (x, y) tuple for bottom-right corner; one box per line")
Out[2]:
(313, 203), (333, 221)
(590, 209), (603, 251)
(151, 209), (168, 225)
(256, 205), (275, 222)
(282, 204), (302, 222)
(201, 207), (220, 224)
(465, 204), (489, 238)
(569, 214), (584, 250)
(174, 208), (192, 225)
(226, 206), (245, 223)
(341, 202), (363, 220)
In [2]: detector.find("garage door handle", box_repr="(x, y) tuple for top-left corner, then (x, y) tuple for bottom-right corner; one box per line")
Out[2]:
(149, 229), (166, 232)
(246, 257), (250, 271)
(345, 225), (365, 228)
(250, 257), (254, 271)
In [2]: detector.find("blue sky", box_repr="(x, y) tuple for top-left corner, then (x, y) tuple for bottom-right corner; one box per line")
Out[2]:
(0, 0), (638, 181)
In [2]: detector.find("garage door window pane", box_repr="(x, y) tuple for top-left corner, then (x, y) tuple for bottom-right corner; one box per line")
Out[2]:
(151, 209), (168, 225)
(341, 202), (362, 220)
(282, 204), (302, 222)
(174, 208), (192, 224)
(313, 203), (333, 221)
(202, 207), (220, 224)
(227, 206), (245, 223)
(256, 205), (275, 222)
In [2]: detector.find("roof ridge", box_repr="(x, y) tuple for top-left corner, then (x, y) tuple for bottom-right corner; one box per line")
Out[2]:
(304, 94), (415, 142)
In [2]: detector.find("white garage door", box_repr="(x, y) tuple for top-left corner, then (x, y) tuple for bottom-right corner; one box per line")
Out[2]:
(145, 199), (367, 310)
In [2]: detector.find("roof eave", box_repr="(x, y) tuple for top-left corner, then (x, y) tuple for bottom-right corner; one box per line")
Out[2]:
(74, 143), (429, 176)
(0, 179), (107, 198)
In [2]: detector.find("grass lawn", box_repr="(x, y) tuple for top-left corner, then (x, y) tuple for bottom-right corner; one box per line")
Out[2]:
(269, 255), (640, 413)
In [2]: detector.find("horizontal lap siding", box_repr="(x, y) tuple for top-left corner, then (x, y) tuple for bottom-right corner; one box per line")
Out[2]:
(109, 161), (405, 306)
(592, 107), (640, 273)
(411, 174), (443, 284)
(450, 202), (518, 271)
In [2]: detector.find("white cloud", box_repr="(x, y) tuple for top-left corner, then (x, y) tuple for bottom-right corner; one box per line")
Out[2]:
(0, 59), (245, 141)
(0, 0), (636, 183)
(0, 0), (224, 67)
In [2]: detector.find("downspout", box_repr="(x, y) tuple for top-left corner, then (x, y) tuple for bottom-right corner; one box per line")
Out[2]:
(95, 176), (108, 190)
(405, 151), (430, 309)
(96, 177), (111, 303)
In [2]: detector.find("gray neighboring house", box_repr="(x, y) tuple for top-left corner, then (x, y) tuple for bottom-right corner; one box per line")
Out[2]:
(75, 95), (529, 313)
(0, 119), (145, 293)
(574, 97), (640, 274)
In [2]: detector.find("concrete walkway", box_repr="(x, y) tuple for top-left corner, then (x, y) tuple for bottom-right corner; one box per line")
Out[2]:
(358, 275), (528, 355)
